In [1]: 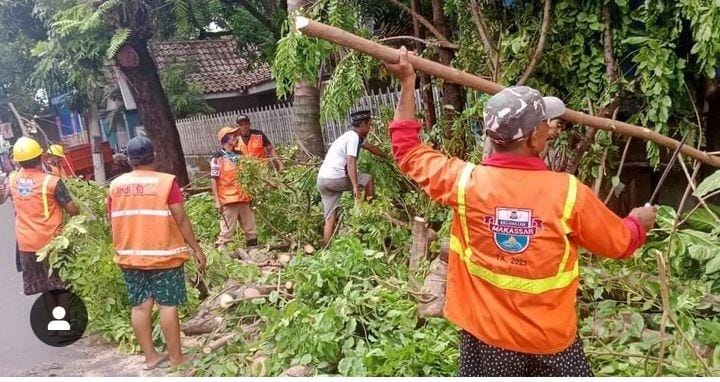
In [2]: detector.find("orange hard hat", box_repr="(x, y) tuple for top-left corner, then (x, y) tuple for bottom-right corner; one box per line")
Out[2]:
(217, 126), (239, 144)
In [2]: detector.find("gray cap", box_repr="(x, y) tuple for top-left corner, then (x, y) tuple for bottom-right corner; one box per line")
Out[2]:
(483, 86), (566, 144)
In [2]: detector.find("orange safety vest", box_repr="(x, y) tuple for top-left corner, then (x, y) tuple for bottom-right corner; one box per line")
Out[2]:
(109, 170), (191, 270)
(215, 156), (251, 204)
(10, 168), (64, 252)
(444, 163), (580, 354)
(236, 134), (266, 158)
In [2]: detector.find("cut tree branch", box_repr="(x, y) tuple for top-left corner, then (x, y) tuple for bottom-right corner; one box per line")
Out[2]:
(388, 0), (458, 50)
(379, 35), (458, 50)
(378, 36), (458, 49)
(469, 0), (499, 74)
(295, 17), (720, 167)
(516, 0), (552, 86)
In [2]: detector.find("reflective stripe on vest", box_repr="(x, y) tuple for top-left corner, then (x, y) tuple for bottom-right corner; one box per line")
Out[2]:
(451, 163), (579, 294)
(41, 174), (52, 220)
(116, 247), (189, 256)
(110, 209), (172, 218)
(109, 171), (190, 269)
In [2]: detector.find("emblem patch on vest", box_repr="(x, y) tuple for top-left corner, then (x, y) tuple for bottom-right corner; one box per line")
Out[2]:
(17, 178), (35, 197)
(483, 208), (543, 254)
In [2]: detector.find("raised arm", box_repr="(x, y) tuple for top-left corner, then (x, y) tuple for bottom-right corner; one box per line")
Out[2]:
(384, 46), (468, 207)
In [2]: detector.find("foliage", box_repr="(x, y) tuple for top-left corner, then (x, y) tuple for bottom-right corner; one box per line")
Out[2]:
(31, 0), (115, 111)
(168, 0), (223, 39)
(579, 203), (720, 376)
(320, 51), (376, 122)
(695, 170), (720, 199)
(256, 236), (458, 377)
(106, 28), (130, 60)
(223, 1), (287, 63)
(272, 0), (368, 99)
(159, 62), (214, 119)
(0, 1), (50, 116)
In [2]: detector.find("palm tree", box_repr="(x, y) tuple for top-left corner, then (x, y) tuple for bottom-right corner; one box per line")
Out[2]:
(287, 0), (325, 161)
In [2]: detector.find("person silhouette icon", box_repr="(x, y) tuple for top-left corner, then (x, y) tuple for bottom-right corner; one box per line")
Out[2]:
(47, 306), (71, 331)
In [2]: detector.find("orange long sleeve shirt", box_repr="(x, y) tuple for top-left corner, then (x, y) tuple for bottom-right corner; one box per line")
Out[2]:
(390, 120), (646, 354)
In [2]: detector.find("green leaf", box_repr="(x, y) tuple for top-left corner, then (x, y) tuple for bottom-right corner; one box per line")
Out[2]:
(630, 313), (645, 337)
(268, 291), (279, 304)
(656, 206), (677, 230)
(705, 255), (720, 275)
(338, 357), (353, 375)
(695, 170), (720, 198)
(683, 205), (720, 232)
(106, 28), (130, 60)
(623, 36), (650, 45)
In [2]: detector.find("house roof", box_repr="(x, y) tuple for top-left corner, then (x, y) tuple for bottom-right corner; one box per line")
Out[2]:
(151, 37), (271, 94)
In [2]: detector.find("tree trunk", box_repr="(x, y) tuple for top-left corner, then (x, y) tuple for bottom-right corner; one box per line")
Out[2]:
(87, 102), (106, 184)
(409, 217), (431, 273)
(289, 0), (325, 161)
(115, 39), (190, 185)
(293, 81), (325, 160)
(431, 0), (466, 157)
(411, 0), (437, 131)
(705, 79), (720, 152)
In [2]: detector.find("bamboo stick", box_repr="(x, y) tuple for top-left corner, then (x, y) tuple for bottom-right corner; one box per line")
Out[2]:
(295, 16), (720, 168)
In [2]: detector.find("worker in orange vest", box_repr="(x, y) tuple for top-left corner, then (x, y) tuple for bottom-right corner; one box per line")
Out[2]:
(45, 144), (70, 179)
(108, 136), (207, 369)
(383, 47), (657, 377)
(0, 137), (79, 296)
(211, 126), (258, 249)
(234, 114), (285, 171)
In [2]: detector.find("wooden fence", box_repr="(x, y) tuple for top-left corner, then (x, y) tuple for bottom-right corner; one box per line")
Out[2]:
(176, 87), (439, 156)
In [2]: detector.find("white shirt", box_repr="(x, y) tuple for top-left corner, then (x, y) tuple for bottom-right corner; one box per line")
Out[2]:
(318, 131), (362, 179)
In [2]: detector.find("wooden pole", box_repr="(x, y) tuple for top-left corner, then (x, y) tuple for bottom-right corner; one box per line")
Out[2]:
(8, 103), (27, 136)
(295, 17), (720, 168)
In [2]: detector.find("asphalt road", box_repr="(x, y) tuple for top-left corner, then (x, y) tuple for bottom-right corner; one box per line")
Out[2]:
(0, 201), (82, 375)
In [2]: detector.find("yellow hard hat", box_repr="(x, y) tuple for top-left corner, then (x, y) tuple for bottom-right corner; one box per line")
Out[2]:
(13, 136), (44, 162)
(48, 144), (65, 158)
(217, 126), (239, 144)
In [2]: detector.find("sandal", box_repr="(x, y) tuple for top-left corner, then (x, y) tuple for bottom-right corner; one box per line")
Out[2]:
(143, 354), (170, 371)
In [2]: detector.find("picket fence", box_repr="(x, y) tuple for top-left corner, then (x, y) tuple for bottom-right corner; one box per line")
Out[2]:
(176, 87), (439, 156)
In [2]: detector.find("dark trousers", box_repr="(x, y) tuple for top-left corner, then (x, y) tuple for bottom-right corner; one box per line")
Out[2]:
(15, 242), (21, 272)
(458, 331), (593, 377)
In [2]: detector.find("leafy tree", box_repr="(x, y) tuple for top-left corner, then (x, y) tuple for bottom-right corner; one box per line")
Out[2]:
(38, 0), (196, 184)
(0, 1), (50, 124)
(160, 62), (214, 119)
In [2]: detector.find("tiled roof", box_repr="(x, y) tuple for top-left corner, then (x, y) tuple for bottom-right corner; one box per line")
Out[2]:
(151, 37), (271, 94)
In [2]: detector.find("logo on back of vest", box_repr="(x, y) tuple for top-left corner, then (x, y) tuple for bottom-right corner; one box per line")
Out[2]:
(17, 178), (35, 197)
(483, 208), (543, 254)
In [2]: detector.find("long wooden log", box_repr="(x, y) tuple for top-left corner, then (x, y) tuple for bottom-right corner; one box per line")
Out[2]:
(203, 334), (235, 354)
(295, 17), (720, 168)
